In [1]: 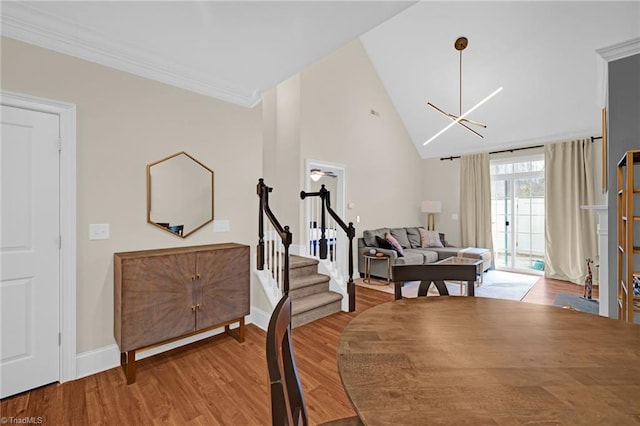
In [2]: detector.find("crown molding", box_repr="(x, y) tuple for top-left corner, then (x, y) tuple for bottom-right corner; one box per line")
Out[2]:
(594, 37), (640, 107)
(596, 37), (640, 62)
(1, 3), (261, 107)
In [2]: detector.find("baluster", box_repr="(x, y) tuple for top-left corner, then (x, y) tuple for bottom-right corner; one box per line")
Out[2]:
(268, 226), (272, 279)
(273, 229), (278, 282)
(311, 198), (318, 257)
(263, 223), (268, 277)
(277, 238), (283, 293)
(265, 223), (270, 276)
(327, 216), (335, 267)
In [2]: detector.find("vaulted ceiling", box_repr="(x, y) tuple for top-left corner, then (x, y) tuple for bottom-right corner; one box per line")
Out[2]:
(361, 2), (640, 159)
(2, 1), (639, 159)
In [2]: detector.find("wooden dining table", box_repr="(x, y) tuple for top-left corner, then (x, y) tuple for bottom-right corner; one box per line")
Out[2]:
(337, 297), (640, 425)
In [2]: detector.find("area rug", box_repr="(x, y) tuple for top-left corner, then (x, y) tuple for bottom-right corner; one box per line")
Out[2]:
(357, 270), (539, 301)
(553, 293), (599, 315)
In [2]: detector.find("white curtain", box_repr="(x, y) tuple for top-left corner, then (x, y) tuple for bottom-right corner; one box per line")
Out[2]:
(460, 153), (494, 253)
(544, 139), (597, 284)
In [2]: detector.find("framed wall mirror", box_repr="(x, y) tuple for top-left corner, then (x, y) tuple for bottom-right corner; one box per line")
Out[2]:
(147, 151), (214, 238)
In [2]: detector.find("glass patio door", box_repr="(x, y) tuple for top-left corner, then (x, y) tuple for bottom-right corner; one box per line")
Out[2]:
(491, 179), (513, 268)
(490, 156), (545, 272)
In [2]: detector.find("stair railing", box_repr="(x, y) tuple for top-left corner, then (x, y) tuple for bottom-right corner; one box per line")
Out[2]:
(300, 184), (356, 311)
(257, 178), (292, 295)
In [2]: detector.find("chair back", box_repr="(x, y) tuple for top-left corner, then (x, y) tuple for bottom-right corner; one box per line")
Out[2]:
(266, 295), (308, 426)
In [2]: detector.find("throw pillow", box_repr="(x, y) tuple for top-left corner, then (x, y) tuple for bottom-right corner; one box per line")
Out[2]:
(375, 235), (393, 250)
(385, 233), (405, 257)
(364, 228), (389, 247)
(419, 228), (444, 248)
(390, 228), (411, 248)
(439, 233), (448, 247)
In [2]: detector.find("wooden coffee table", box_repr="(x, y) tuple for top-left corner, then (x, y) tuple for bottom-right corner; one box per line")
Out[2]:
(392, 256), (483, 299)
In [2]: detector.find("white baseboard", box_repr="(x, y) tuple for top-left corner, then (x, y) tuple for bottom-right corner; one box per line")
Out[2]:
(249, 306), (269, 331)
(75, 315), (266, 380)
(76, 344), (120, 379)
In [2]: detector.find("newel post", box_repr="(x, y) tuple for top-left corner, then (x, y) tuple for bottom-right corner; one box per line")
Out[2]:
(346, 221), (356, 312)
(256, 179), (266, 270)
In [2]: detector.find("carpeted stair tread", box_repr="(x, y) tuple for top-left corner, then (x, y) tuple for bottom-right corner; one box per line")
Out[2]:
(290, 273), (330, 289)
(285, 255), (343, 327)
(289, 255), (322, 278)
(292, 299), (342, 328)
(289, 255), (319, 268)
(291, 291), (343, 316)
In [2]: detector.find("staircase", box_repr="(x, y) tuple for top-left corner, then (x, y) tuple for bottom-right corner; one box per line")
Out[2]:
(289, 255), (343, 328)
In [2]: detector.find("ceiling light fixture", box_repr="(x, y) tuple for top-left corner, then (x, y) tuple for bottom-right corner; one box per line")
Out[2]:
(424, 87), (503, 146)
(424, 37), (502, 146)
(310, 168), (337, 182)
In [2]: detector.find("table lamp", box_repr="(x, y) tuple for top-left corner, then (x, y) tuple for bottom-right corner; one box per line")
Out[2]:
(421, 201), (442, 230)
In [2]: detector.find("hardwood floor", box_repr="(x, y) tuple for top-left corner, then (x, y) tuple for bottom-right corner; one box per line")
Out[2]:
(1, 276), (596, 425)
(522, 274), (598, 305)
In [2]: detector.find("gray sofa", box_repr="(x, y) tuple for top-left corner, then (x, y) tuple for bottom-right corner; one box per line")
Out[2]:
(358, 227), (490, 280)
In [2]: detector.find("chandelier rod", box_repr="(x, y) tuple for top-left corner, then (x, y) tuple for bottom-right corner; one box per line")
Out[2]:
(459, 48), (463, 117)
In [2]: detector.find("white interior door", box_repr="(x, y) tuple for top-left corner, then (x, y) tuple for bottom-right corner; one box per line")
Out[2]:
(1, 105), (60, 398)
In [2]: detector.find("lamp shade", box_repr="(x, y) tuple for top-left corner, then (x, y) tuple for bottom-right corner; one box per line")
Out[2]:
(421, 201), (442, 213)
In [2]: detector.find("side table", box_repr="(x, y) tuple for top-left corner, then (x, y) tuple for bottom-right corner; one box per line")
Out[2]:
(363, 253), (391, 284)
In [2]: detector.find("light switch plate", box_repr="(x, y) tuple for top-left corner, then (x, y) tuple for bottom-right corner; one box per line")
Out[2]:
(89, 224), (110, 240)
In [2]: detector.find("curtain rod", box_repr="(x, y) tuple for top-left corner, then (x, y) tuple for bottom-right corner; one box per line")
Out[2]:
(439, 136), (603, 161)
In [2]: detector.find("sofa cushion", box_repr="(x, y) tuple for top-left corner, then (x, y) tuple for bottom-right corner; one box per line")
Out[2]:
(363, 228), (389, 247)
(424, 246), (462, 261)
(390, 228), (411, 248)
(385, 233), (404, 257)
(405, 248), (439, 263)
(419, 228), (444, 248)
(405, 227), (422, 248)
(393, 250), (423, 265)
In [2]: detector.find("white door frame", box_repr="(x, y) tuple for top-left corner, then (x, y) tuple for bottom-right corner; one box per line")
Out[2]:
(1, 90), (77, 382)
(304, 159), (346, 225)
(303, 159), (347, 267)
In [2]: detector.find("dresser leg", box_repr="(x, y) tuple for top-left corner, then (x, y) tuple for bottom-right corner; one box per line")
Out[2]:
(120, 350), (136, 385)
(225, 317), (245, 343)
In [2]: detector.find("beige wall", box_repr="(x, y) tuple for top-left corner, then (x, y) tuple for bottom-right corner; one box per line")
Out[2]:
(421, 157), (462, 245)
(299, 39), (422, 236)
(1, 38), (262, 353)
(2, 34), (607, 355)
(261, 39), (422, 247)
(273, 75), (303, 232)
(1, 36), (419, 355)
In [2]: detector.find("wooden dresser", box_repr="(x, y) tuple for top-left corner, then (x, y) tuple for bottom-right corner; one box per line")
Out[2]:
(114, 243), (249, 384)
